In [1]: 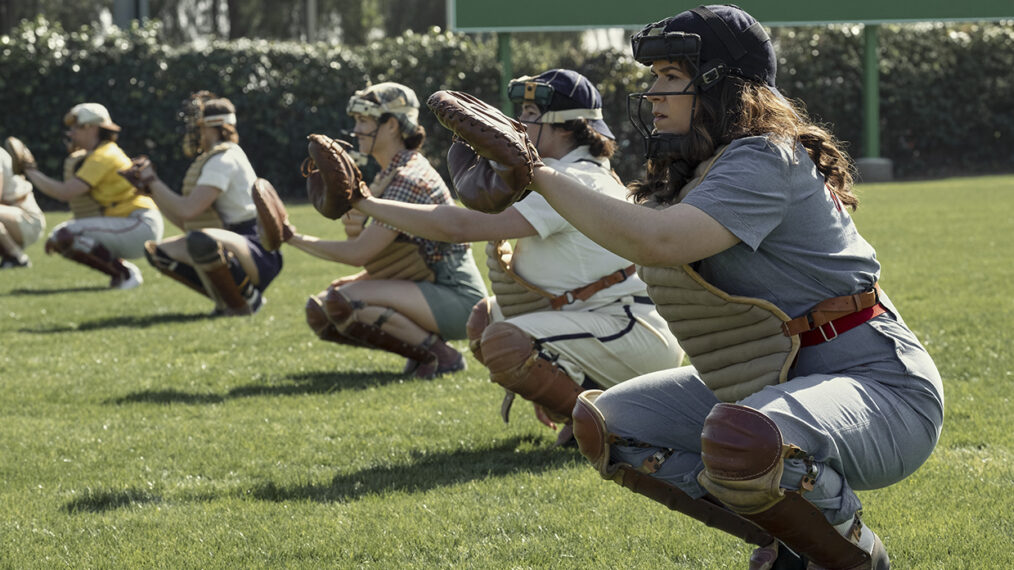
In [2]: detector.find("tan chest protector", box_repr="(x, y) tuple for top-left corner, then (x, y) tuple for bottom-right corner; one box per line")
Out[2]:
(65, 149), (103, 219)
(358, 167), (435, 282)
(180, 142), (232, 231)
(486, 240), (553, 317)
(639, 147), (799, 402)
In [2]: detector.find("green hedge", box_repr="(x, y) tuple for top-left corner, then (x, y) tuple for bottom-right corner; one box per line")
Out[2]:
(2, 17), (1012, 210)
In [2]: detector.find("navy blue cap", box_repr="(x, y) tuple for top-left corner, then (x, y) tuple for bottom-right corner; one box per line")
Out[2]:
(510, 69), (615, 140)
(632, 4), (777, 89)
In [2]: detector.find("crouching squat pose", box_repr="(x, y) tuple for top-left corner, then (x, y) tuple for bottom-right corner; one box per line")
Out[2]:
(22, 103), (164, 288)
(359, 70), (683, 443)
(518, 6), (942, 568)
(288, 82), (486, 378)
(0, 141), (45, 268)
(120, 93), (282, 316)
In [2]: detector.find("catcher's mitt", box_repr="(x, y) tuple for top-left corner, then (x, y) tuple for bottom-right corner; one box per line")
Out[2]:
(117, 156), (157, 194)
(4, 136), (37, 174)
(251, 178), (293, 251)
(302, 134), (368, 219)
(426, 90), (540, 213)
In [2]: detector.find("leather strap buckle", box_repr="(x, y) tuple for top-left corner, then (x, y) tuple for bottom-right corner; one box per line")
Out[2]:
(818, 320), (839, 342)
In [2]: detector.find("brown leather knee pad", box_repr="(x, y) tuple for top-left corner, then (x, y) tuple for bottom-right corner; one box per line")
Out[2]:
(698, 403), (786, 515)
(466, 298), (493, 364)
(572, 393), (774, 547)
(572, 390), (613, 476)
(45, 227), (76, 255)
(306, 293), (332, 337)
(480, 321), (534, 374)
(699, 404), (870, 568)
(306, 293), (367, 346)
(322, 287), (357, 329)
(321, 288), (434, 362)
(481, 322), (582, 420)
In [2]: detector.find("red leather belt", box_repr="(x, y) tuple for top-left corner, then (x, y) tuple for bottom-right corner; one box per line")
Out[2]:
(797, 303), (886, 347)
(782, 284), (885, 347)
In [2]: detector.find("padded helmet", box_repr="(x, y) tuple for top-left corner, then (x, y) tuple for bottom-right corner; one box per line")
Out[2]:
(628, 4), (777, 158)
(507, 69), (614, 140)
(346, 82), (420, 138)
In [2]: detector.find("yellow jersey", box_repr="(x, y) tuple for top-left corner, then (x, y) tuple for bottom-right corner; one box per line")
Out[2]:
(74, 141), (157, 217)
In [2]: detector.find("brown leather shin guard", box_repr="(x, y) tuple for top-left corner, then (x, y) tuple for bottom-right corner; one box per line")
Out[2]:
(482, 322), (582, 421)
(617, 466), (774, 547)
(144, 241), (208, 298)
(466, 297), (492, 365)
(322, 288), (435, 363)
(305, 293), (367, 347)
(187, 231), (250, 315)
(48, 229), (126, 278)
(571, 391), (773, 548)
(699, 404), (871, 569)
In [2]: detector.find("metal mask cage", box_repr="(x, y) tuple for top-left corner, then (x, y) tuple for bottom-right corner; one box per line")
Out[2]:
(179, 91), (217, 158)
(626, 48), (700, 159)
(627, 86), (699, 159)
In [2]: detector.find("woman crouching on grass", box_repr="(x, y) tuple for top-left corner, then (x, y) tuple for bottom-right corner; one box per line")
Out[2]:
(517, 5), (943, 568)
(285, 82), (487, 379)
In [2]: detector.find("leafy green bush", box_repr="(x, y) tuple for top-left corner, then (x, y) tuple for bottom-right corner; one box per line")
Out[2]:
(2, 17), (1012, 210)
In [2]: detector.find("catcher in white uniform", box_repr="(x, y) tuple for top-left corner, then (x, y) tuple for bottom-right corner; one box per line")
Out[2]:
(0, 142), (45, 268)
(120, 92), (283, 316)
(355, 70), (684, 443)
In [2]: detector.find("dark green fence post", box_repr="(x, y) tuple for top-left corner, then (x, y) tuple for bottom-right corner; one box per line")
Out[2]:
(498, 32), (512, 114)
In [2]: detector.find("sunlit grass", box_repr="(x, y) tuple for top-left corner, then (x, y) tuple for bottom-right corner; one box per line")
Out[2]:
(1, 176), (1012, 568)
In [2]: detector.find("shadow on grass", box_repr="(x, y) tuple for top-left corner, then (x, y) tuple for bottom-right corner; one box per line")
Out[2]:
(109, 370), (411, 407)
(250, 435), (579, 503)
(108, 389), (226, 405)
(63, 488), (163, 514)
(227, 370), (409, 397)
(6, 285), (108, 296)
(19, 311), (215, 333)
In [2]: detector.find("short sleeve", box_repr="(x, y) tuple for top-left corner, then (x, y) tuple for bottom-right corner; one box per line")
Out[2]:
(75, 151), (117, 188)
(682, 137), (794, 250)
(195, 153), (232, 192)
(511, 191), (570, 239)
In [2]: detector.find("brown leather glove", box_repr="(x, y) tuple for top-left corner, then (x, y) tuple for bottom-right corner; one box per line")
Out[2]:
(446, 141), (533, 214)
(427, 90), (541, 213)
(4, 136), (37, 174)
(302, 133), (369, 219)
(251, 178), (294, 251)
(117, 156), (157, 194)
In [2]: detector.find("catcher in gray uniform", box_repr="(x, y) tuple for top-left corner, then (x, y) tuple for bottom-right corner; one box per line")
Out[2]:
(437, 5), (943, 569)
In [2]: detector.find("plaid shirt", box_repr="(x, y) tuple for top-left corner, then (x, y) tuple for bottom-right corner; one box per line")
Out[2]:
(372, 149), (468, 264)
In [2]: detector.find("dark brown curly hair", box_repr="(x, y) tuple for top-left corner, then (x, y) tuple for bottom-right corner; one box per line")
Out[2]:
(629, 70), (857, 210)
(553, 119), (616, 160)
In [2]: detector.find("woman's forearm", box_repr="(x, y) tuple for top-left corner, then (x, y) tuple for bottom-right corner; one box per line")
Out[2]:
(531, 167), (737, 267)
(287, 233), (371, 266)
(531, 167), (671, 265)
(24, 168), (84, 201)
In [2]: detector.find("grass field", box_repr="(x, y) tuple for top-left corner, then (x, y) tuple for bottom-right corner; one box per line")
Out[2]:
(1, 175), (1012, 568)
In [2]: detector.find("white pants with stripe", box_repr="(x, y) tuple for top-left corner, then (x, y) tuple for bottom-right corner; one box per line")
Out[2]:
(49, 208), (164, 259)
(490, 295), (685, 388)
